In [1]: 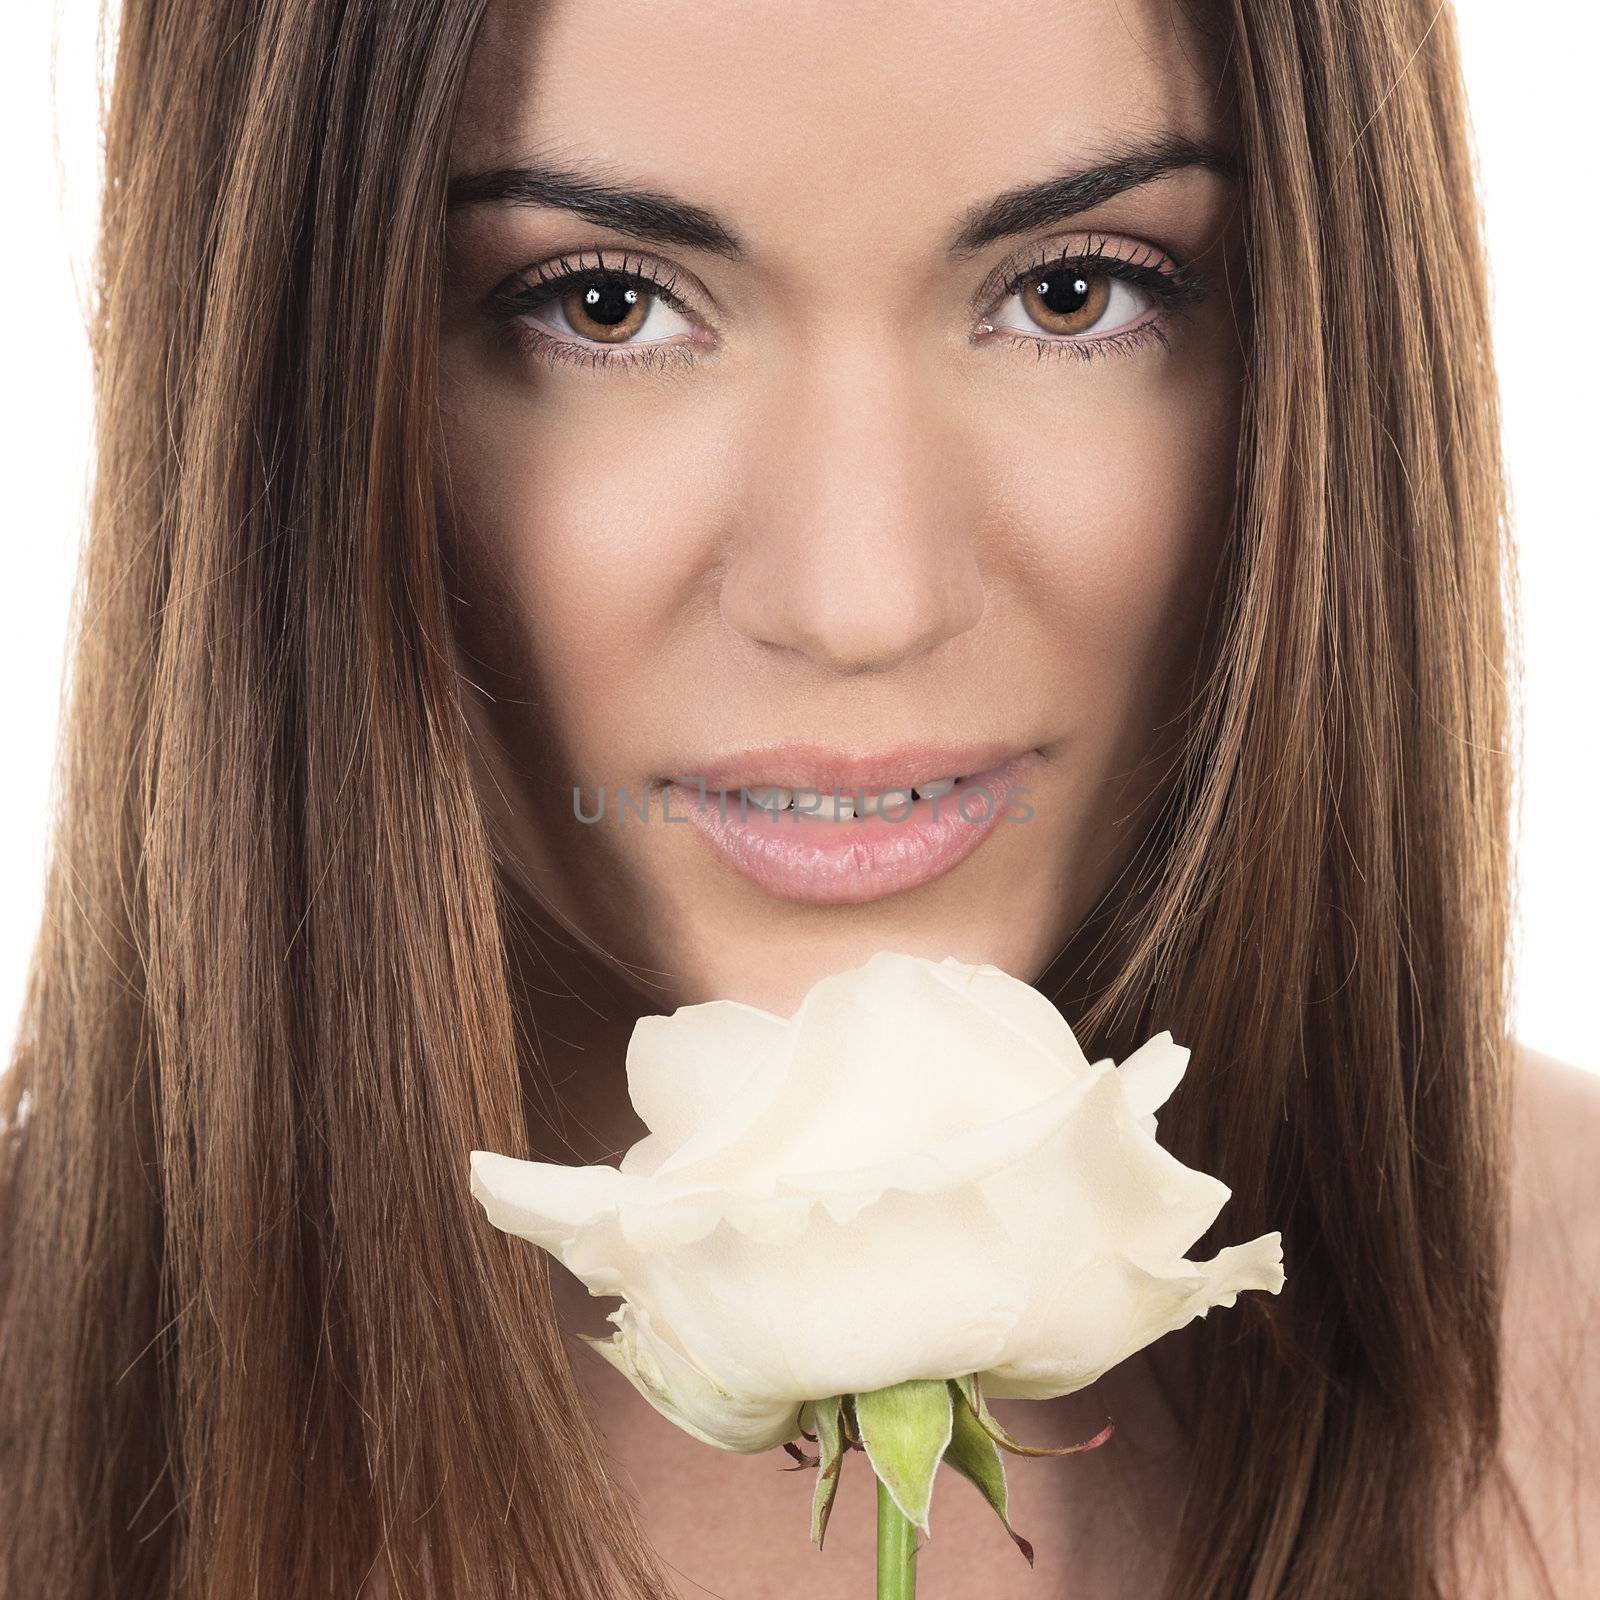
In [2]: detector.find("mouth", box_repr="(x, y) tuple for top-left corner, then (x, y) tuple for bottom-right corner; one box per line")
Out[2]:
(662, 739), (1035, 800)
(689, 771), (967, 822)
(659, 743), (1043, 905)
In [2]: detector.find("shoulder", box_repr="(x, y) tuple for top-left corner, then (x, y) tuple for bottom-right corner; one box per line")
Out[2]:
(1506, 1041), (1600, 1287)
(1505, 1040), (1600, 1355)
(1480, 1041), (1600, 1596)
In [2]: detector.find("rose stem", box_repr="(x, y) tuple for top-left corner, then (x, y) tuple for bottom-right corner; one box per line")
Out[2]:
(876, 1474), (917, 1599)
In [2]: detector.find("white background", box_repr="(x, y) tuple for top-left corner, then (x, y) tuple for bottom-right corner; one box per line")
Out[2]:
(2, 3), (1595, 1072)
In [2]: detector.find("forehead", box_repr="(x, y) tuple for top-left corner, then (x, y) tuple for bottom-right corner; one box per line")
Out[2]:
(451, 0), (1232, 253)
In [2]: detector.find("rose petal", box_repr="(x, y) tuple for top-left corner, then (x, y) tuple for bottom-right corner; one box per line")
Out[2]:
(979, 1232), (1286, 1400)
(581, 1300), (804, 1453)
(625, 999), (788, 1152)
(772, 1067), (1110, 1203)
(619, 1131), (668, 1177)
(654, 952), (1072, 1189)
(640, 1027), (798, 1177)
(929, 956), (1094, 1080)
(469, 1149), (642, 1253)
(1116, 1030), (1190, 1120)
(567, 1184), (1032, 1402)
(973, 1067), (1232, 1279)
(604, 1067), (1112, 1255)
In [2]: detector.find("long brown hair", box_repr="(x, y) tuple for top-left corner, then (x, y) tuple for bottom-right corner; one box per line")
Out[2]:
(0, 1), (1553, 1595)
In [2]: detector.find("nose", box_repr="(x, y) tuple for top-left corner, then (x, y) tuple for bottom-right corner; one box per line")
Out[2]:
(718, 341), (987, 674)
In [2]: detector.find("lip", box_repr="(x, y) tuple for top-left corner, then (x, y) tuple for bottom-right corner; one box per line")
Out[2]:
(665, 739), (1034, 796)
(662, 744), (1043, 905)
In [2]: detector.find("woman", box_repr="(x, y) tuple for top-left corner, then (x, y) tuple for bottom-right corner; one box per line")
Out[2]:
(1, 0), (1593, 1595)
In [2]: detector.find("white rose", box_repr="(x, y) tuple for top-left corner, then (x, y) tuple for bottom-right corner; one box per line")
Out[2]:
(469, 951), (1285, 1464)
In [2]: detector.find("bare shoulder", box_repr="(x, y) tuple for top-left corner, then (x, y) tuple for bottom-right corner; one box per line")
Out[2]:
(1506, 1042), (1600, 1312)
(1473, 1041), (1600, 1596)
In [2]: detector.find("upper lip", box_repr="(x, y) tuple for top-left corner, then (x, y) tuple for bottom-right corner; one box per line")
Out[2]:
(665, 740), (1037, 794)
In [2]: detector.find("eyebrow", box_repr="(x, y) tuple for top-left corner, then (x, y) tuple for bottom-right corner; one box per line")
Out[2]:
(445, 132), (1236, 260)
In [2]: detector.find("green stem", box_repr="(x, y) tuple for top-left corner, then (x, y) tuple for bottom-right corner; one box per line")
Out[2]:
(876, 1473), (918, 1599)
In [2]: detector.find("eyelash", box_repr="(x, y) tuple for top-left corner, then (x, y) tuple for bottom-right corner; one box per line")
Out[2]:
(487, 236), (1208, 375)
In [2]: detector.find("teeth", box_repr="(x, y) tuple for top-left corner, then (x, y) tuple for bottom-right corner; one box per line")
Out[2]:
(857, 787), (917, 817)
(730, 774), (966, 819)
(743, 786), (793, 812)
(812, 791), (856, 821)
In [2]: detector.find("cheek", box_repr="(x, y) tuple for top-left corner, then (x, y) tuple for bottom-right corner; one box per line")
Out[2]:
(439, 378), (730, 767)
(993, 358), (1239, 737)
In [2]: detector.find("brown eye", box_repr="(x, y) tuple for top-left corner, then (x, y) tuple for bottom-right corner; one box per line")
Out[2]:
(992, 264), (1153, 343)
(511, 267), (697, 351)
(559, 276), (652, 344)
(1019, 269), (1110, 336)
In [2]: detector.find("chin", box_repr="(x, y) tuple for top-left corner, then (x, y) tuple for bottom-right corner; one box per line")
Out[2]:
(657, 906), (1059, 1017)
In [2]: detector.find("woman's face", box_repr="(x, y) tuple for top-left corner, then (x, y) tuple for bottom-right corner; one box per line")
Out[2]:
(439, 0), (1243, 1016)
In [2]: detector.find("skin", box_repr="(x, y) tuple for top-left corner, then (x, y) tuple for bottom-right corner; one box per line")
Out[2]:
(439, 0), (1245, 1028)
(433, 2), (1600, 1595)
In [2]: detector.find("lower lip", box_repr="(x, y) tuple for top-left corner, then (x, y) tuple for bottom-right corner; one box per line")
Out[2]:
(664, 750), (1042, 905)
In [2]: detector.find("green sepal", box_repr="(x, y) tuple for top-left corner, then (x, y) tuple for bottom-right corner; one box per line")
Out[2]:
(852, 1378), (953, 1534)
(952, 1373), (1116, 1458)
(942, 1379), (1035, 1565)
(809, 1395), (848, 1548)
